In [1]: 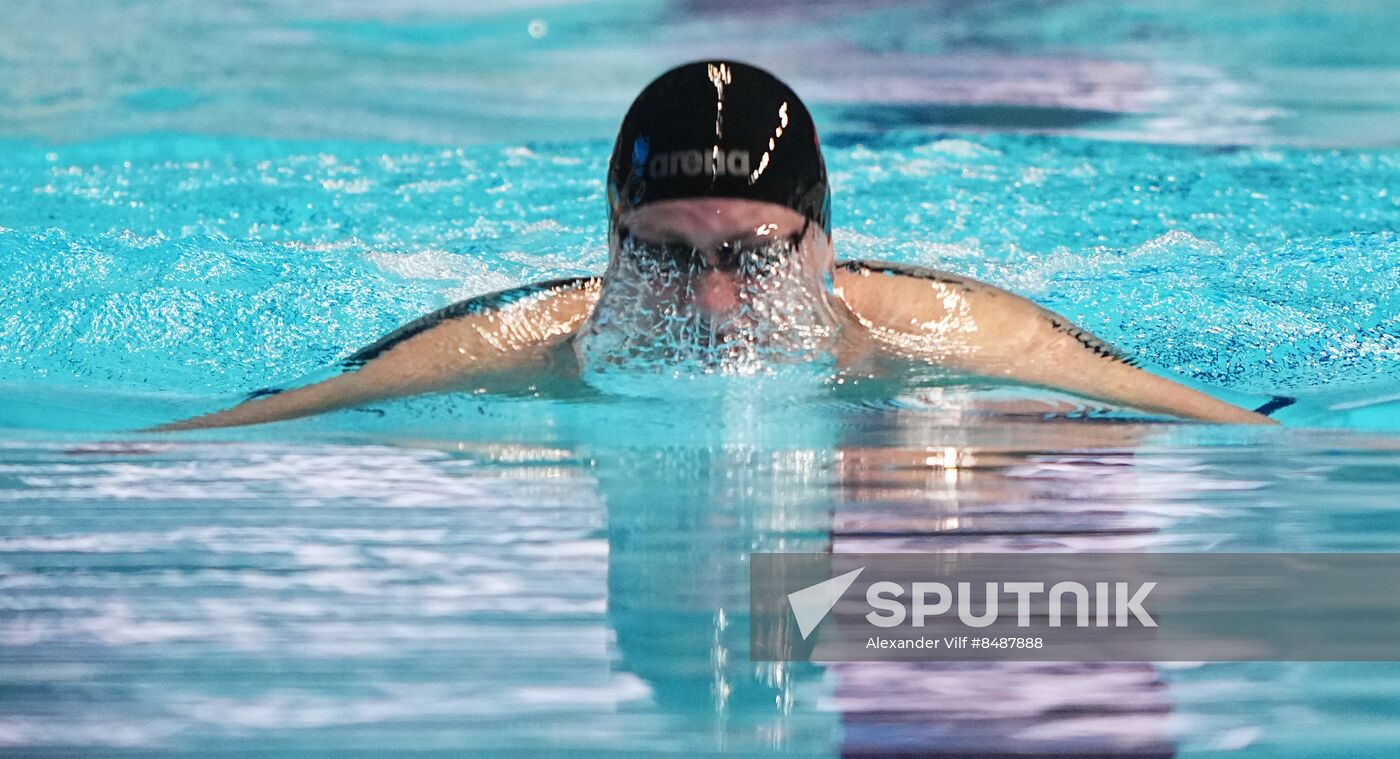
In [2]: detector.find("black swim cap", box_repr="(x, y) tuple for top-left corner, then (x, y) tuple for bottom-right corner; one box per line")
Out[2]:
(608, 61), (831, 235)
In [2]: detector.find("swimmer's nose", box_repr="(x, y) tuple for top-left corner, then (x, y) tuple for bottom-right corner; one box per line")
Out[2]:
(694, 268), (742, 318)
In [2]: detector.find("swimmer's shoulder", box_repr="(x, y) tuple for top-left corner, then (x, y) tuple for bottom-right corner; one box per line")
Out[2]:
(833, 259), (1022, 330)
(340, 276), (602, 371)
(162, 277), (602, 430)
(834, 259), (986, 300)
(833, 259), (1135, 364)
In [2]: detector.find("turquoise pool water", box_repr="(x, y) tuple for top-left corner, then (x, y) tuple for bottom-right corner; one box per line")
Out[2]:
(3, 1), (1400, 756)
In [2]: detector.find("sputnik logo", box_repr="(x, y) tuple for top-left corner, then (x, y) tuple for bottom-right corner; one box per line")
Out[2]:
(787, 567), (865, 639)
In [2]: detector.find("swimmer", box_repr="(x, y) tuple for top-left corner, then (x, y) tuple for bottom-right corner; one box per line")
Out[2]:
(157, 60), (1277, 431)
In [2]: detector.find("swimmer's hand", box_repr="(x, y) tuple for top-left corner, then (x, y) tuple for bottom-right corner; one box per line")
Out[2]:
(834, 261), (1275, 425)
(150, 277), (600, 431)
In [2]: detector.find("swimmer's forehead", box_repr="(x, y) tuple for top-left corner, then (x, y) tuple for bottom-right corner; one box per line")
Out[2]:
(618, 198), (811, 245)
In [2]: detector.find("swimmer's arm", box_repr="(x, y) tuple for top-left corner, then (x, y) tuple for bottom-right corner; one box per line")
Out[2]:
(151, 277), (601, 431)
(835, 261), (1274, 424)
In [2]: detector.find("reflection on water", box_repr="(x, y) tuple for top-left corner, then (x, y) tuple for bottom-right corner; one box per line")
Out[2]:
(3, 394), (1400, 754)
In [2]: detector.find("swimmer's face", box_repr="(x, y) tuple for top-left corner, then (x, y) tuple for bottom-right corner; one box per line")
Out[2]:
(611, 198), (834, 322)
(577, 197), (842, 378)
